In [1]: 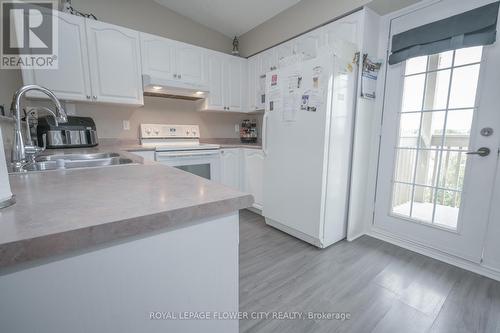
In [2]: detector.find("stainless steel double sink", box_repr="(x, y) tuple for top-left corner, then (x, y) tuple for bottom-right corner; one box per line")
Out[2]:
(17, 152), (135, 173)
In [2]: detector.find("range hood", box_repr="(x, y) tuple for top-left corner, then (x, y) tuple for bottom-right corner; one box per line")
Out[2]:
(142, 74), (209, 101)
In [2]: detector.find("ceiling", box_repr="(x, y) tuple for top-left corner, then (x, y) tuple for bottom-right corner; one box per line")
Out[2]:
(154, 0), (302, 37)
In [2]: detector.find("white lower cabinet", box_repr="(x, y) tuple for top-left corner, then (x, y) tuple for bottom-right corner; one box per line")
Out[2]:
(242, 149), (264, 210)
(219, 148), (264, 211)
(220, 149), (241, 189)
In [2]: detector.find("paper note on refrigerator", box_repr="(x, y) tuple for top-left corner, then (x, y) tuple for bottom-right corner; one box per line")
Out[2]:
(283, 93), (299, 122)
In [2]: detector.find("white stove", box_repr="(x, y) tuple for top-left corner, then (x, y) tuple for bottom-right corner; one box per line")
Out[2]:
(140, 124), (220, 181)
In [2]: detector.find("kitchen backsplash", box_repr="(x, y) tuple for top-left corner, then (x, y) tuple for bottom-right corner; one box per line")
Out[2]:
(74, 96), (263, 140)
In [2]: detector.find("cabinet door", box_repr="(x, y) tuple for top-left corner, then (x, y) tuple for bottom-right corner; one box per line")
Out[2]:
(220, 149), (241, 189)
(140, 33), (177, 81)
(225, 57), (242, 112)
(176, 43), (206, 86)
(86, 20), (143, 105)
(21, 11), (91, 101)
(243, 149), (264, 209)
(247, 56), (258, 111)
(205, 52), (225, 110)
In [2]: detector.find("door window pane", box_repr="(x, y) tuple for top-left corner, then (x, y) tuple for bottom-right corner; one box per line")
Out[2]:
(423, 70), (450, 110)
(428, 51), (453, 70)
(454, 46), (483, 66)
(420, 111), (446, 149)
(448, 64), (480, 109)
(411, 186), (434, 223)
(402, 74), (425, 112)
(414, 149), (440, 187)
(390, 47), (482, 231)
(438, 151), (467, 190)
(392, 183), (413, 217)
(443, 109), (474, 149)
(394, 149), (417, 183)
(434, 189), (461, 229)
(405, 56), (427, 75)
(398, 113), (421, 147)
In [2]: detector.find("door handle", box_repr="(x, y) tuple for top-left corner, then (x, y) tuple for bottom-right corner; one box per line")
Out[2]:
(262, 112), (269, 156)
(466, 147), (490, 157)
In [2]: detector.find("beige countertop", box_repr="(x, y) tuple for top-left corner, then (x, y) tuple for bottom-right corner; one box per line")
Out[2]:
(98, 138), (262, 151)
(0, 146), (253, 269)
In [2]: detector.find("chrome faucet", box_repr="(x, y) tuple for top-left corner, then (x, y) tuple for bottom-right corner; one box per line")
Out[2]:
(10, 85), (67, 171)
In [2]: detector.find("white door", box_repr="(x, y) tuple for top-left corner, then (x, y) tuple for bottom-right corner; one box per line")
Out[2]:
(175, 43), (205, 85)
(21, 11), (92, 101)
(140, 33), (177, 81)
(220, 149), (241, 189)
(205, 52), (225, 110)
(86, 20), (143, 105)
(225, 58), (242, 112)
(374, 0), (500, 262)
(243, 149), (264, 209)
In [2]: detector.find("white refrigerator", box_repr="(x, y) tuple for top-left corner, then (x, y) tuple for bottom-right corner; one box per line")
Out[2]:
(262, 50), (358, 248)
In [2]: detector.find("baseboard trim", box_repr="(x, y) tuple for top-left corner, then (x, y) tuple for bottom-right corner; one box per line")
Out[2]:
(368, 227), (500, 282)
(265, 218), (323, 248)
(246, 207), (262, 215)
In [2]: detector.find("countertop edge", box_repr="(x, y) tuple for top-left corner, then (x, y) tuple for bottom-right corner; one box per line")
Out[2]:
(0, 194), (253, 270)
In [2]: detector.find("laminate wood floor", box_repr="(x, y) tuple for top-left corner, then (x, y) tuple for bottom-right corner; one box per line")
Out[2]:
(239, 209), (500, 333)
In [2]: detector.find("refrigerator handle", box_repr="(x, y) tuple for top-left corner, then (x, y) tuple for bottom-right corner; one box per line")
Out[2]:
(262, 112), (269, 156)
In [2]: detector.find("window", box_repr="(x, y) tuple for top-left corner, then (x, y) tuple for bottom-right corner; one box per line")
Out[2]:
(391, 46), (483, 230)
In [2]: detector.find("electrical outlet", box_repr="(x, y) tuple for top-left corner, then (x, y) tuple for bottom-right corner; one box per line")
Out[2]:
(234, 124), (239, 133)
(123, 120), (130, 130)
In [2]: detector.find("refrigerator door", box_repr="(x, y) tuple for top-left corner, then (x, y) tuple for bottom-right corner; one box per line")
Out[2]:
(262, 53), (335, 246)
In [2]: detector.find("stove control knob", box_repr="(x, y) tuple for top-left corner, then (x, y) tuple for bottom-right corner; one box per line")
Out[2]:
(145, 128), (151, 135)
(185, 130), (190, 136)
(154, 129), (160, 135)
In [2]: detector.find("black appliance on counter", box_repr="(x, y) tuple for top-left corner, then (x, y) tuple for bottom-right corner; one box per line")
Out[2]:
(240, 119), (258, 143)
(37, 116), (98, 149)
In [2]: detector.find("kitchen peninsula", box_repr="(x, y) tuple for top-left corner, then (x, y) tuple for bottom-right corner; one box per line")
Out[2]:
(0, 148), (252, 333)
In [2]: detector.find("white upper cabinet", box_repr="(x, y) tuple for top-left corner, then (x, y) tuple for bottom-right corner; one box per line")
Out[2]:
(141, 33), (206, 87)
(20, 11), (143, 105)
(21, 11), (92, 101)
(86, 20), (143, 105)
(205, 52), (225, 110)
(140, 33), (177, 81)
(225, 57), (244, 112)
(202, 52), (246, 112)
(175, 43), (206, 86)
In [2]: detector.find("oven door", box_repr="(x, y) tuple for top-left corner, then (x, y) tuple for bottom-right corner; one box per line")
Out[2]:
(155, 150), (220, 181)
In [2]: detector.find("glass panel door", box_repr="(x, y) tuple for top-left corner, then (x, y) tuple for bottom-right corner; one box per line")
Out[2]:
(391, 47), (482, 230)
(373, 0), (500, 264)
